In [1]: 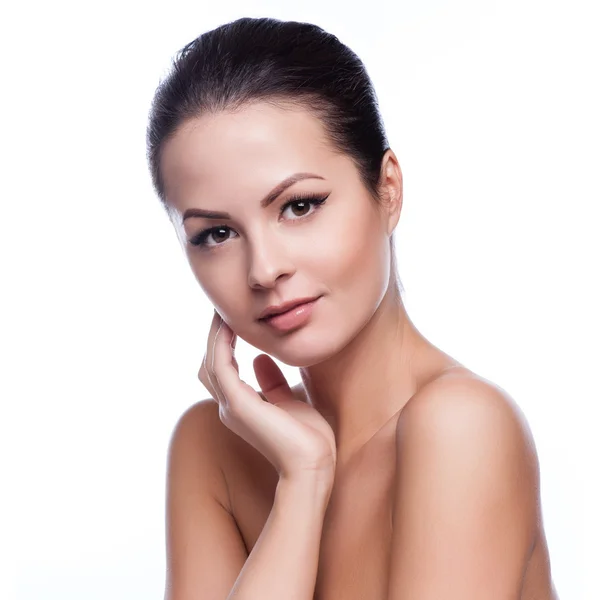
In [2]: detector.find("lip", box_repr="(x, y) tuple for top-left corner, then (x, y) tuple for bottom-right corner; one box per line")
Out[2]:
(258, 296), (322, 320)
(259, 297), (321, 333)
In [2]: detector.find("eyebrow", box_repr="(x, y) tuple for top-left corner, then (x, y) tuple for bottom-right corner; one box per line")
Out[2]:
(181, 172), (326, 223)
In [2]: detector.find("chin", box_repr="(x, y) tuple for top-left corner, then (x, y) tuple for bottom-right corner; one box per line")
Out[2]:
(246, 326), (346, 368)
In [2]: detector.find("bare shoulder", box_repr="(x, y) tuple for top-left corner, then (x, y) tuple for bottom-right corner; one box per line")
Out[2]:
(396, 368), (540, 521)
(165, 398), (250, 599)
(171, 397), (245, 458)
(175, 396), (220, 425)
(168, 398), (230, 497)
(174, 395), (251, 440)
(168, 397), (262, 502)
(396, 367), (541, 542)
(387, 369), (542, 597)
(400, 368), (539, 463)
(170, 397), (224, 452)
(171, 393), (277, 485)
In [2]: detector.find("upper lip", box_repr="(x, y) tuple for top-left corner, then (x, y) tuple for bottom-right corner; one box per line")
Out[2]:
(258, 296), (320, 320)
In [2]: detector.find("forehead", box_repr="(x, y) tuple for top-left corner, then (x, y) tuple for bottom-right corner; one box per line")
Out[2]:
(160, 102), (338, 210)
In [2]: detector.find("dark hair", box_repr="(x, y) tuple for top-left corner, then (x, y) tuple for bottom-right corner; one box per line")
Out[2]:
(146, 16), (403, 296)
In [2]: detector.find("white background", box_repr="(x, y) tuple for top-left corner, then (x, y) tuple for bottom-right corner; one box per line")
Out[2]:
(2, 0), (598, 598)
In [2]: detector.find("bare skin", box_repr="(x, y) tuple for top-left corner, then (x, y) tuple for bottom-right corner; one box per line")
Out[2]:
(184, 356), (557, 600)
(160, 101), (558, 598)
(188, 358), (558, 600)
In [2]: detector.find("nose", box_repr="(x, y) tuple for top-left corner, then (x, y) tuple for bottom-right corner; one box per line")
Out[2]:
(247, 231), (296, 289)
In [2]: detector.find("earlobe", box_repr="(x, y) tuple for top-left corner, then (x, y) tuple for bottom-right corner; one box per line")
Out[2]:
(381, 152), (403, 235)
(386, 191), (402, 236)
(388, 205), (400, 235)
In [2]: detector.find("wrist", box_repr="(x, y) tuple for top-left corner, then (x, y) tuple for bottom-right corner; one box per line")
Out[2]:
(276, 471), (334, 506)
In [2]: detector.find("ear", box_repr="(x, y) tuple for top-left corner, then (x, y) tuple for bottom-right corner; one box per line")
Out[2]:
(378, 149), (403, 236)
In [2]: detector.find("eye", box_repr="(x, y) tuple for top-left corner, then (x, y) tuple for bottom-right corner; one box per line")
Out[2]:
(188, 193), (330, 250)
(189, 225), (237, 248)
(280, 193), (328, 220)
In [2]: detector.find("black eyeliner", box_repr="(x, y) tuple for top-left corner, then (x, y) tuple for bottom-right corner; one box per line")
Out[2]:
(188, 192), (330, 248)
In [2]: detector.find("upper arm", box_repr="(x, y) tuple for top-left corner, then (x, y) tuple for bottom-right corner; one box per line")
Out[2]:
(165, 399), (248, 600)
(387, 377), (539, 600)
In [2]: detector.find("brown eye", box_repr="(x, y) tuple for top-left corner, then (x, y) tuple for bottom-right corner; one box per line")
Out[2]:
(189, 194), (329, 251)
(211, 228), (231, 243)
(189, 226), (237, 247)
(280, 194), (329, 221)
(288, 201), (311, 217)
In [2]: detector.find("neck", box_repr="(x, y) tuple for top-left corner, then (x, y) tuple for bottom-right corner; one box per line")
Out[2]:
(299, 286), (433, 465)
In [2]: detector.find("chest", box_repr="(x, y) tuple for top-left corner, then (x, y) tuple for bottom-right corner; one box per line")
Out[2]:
(229, 437), (397, 600)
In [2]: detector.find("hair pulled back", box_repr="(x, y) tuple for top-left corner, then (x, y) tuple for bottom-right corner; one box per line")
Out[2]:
(146, 16), (402, 296)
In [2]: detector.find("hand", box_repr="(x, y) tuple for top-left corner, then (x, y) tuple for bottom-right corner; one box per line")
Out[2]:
(198, 310), (337, 485)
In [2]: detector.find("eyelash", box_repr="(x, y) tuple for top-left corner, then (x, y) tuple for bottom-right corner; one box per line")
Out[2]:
(188, 193), (330, 249)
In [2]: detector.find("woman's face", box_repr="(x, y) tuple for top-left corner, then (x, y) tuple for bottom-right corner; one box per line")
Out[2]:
(160, 102), (398, 367)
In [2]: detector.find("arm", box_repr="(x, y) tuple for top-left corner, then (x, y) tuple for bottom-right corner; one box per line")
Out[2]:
(165, 399), (332, 600)
(386, 377), (539, 600)
(228, 474), (332, 600)
(164, 400), (248, 600)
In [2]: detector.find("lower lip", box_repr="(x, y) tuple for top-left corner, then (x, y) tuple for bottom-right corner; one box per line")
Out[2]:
(260, 297), (321, 333)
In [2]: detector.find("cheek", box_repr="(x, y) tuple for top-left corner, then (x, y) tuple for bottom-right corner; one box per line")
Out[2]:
(309, 202), (387, 289)
(188, 257), (247, 318)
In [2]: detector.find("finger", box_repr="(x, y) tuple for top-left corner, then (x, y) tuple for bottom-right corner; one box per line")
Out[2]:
(212, 318), (256, 412)
(199, 353), (219, 403)
(253, 354), (294, 406)
(229, 328), (239, 374)
(202, 311), (227, 405)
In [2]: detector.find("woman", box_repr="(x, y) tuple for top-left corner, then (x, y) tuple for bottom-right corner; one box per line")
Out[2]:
(146, 17), (558, 600)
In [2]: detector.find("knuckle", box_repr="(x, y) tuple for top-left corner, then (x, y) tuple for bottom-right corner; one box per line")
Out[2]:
(218, 403), (230, 423)
(223, 396), (239, 418)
